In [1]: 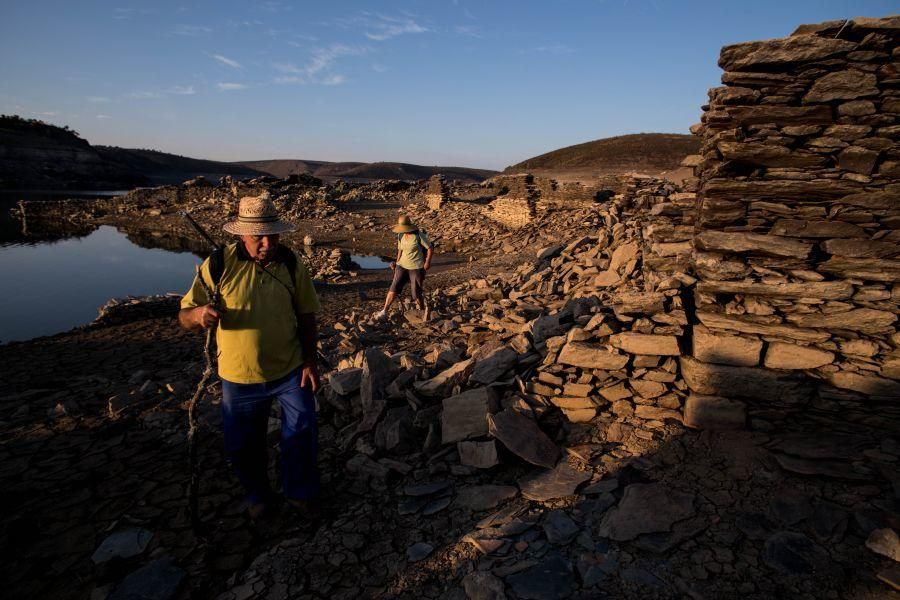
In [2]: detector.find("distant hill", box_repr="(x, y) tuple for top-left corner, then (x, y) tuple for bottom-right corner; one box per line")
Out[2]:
(0, 115), (263, 190)
(240, 159), (497, 183)
(95, 147), (262, 185)
(504, 133), (699, 180)
(0, 115), (144, 190)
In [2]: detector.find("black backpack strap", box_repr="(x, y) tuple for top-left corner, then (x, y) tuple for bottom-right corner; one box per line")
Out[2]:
(276, 245), (298, 283)
(206, 247), (226, 293)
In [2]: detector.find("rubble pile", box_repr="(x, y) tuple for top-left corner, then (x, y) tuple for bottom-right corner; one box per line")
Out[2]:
(688, 14), (900, 431)
(423, 175), (450, 210)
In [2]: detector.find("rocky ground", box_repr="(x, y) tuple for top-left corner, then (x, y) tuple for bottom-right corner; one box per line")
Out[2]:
(2, 172), (900, 600)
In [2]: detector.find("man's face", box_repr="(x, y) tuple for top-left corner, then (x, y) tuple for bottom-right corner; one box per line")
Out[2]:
(241, 234), (279, 262)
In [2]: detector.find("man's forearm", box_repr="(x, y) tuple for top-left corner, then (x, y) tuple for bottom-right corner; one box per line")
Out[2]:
(298, 313), (318, 363)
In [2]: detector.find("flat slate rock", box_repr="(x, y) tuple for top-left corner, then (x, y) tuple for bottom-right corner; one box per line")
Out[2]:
(462, 571), (507, 600)
(489, 409), (560, 469)
(455, 485), (519, 511)
(519, 463), (590, 502)
(506, 554), (576, 600)
(597, 483), (695, 541)
(92, 528), (153, 564)
(763, 531), (829, 574)
(543, 510), (579, 545)
(109, 557), (185, 600)
(404, 480), (451, 496)
(406, 542), (434, 562)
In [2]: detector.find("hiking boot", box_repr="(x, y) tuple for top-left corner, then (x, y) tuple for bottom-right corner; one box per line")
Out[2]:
(373, 309), (387, 320)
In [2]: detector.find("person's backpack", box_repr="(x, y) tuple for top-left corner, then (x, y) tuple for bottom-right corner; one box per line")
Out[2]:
(397, 229), (428, 259)
(206, 245), (297, 290)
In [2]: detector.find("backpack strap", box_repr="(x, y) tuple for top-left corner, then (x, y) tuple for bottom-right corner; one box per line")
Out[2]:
(276, 245), (298, 283)
(206, 247), (226, 291)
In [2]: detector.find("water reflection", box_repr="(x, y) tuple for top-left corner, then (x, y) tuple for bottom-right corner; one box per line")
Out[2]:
(0, 225), (202, 343)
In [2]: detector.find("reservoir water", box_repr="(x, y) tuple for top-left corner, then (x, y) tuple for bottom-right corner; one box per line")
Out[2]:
(0, 225), (202, 343)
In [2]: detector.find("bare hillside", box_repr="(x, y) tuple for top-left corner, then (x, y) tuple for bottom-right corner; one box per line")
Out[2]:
(505, 133), (699, 179)
(240, 159), (496, 183)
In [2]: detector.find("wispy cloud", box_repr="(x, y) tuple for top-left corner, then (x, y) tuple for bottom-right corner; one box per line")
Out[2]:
(125, 91), (163, 99)
(274, 43), (366, 85)
(211, 53), (242, 69)
(32, 111), (59, 117)
(172, 24), (212, 36)
(321, 74), (345, 86)
(217, 82), (247, 91)
(371, 63), (387, 73)
(87, 96), (111, 103)
(532, 44), (576, 54)
(455, 25), (482, 38)
(364, 14), (428, 41)
(96, 114), (112, 120)
(168, 85), (196, 95)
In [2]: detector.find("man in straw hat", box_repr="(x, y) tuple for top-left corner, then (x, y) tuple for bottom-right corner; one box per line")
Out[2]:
(178, 193), (322, 519)
(374, 214), (434, 320)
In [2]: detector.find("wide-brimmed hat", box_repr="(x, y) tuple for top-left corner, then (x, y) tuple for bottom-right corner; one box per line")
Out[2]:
(223, 193), (296, 236)
(392, 214), (417, 234)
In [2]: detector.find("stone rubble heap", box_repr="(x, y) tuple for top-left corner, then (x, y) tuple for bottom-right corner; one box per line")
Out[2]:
(688, 14), (900, 431)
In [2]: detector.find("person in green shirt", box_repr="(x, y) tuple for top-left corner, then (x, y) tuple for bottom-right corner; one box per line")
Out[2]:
(179, 194), (321, 519)
(374, 214), (433, 319)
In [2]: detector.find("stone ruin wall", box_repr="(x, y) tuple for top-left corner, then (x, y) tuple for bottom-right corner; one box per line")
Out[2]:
(483, 173), (538, 229)
(423, 174), (450, 210)
(686, 15), (900, 430)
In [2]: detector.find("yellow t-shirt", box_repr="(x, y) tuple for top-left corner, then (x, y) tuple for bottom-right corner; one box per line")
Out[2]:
(180, 242), (321, 384)
(397, 230), (432, 270)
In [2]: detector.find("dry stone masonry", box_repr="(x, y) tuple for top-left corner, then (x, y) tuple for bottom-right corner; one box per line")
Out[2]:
(424, 174), (450, 210)
(689, 15), (900, 431)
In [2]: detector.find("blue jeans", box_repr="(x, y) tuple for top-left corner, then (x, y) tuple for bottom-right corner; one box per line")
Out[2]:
(221, 367), (319, 504)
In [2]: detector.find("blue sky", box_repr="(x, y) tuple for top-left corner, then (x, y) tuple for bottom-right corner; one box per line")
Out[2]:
(1, 1), (895, 169)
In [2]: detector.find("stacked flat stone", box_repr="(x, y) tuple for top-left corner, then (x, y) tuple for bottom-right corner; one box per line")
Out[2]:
(423, 174), (449, 210)
(688, 15), (900, 429)
(484, 173), (538, 228)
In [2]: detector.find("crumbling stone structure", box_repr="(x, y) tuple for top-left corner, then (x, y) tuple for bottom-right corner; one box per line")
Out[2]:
(687, 15), (900, 429)
(484, 173), (538, 228)
(423, 174), (450, 210)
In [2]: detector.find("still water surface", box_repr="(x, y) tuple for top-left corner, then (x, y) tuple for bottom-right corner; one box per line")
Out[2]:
(0, 225), (201, 343)
(0, 218), (391, 342)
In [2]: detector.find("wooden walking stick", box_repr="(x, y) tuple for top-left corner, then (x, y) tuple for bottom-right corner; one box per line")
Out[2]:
(182, 211), (223, 534)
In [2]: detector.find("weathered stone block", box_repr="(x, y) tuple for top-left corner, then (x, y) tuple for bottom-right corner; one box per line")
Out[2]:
(684, 394), (746, 430)
(458, 440), (499, 469)
(609, 333), (680, 356)
(692, 326), (762, 367)
(680, 356), (814, 404)
(441, 387), (498, 444)
(763, 342), (834, 370)
(557, 342), (629, 370)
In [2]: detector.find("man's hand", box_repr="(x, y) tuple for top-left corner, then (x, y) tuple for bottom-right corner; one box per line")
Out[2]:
(194, 305), (222, 329)
(301, 361), (320, 392)
(389, 261), (396, 271)
(423, 261), (431, 271)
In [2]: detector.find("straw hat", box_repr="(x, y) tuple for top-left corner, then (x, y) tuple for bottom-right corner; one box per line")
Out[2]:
(392, 214), (417, 234)
(223, 193), (296, 236)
